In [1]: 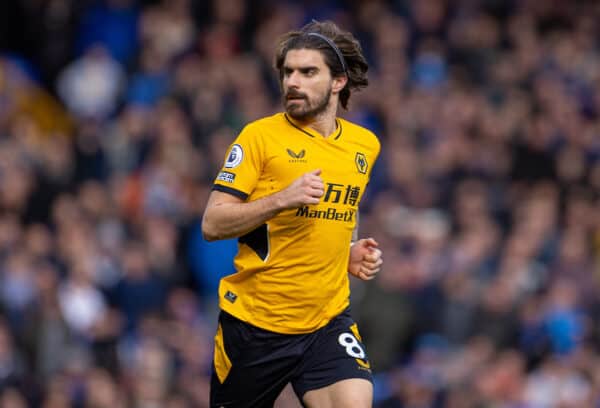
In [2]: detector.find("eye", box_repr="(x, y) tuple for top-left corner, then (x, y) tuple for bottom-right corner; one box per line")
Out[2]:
(301, 68), (318, 76)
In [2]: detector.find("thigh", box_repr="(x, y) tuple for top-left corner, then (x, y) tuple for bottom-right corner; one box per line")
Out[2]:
(291, 309), (373, 404)
(210, 312), (303, 408)
(303, 378), (373, 408)
(274, 383), (304, 408)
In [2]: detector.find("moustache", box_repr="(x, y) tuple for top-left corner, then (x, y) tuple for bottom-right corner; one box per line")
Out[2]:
(285, 91), (307, 100)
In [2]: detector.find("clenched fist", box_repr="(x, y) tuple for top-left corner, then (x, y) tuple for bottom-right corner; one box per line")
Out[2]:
(348, 238), (383, 281)
(276, 169), (324, 209)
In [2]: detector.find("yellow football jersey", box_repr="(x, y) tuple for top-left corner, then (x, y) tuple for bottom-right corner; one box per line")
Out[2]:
(212, 112), (380, 334)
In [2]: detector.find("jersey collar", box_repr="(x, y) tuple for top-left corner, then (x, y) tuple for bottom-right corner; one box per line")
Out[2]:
(284, 113), (343, 140)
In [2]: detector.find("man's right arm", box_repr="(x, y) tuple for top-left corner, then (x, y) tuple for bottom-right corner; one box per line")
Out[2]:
(202, 169), (324, 241)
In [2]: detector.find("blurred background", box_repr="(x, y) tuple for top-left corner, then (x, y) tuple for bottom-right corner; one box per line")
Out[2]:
(1, 0), (600, 406)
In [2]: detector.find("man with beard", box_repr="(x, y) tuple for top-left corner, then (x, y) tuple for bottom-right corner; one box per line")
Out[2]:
(202, 20), (382, 408)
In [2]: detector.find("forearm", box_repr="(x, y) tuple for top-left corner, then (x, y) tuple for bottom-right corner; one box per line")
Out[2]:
(203, 169), (324, 241)
(202, 193), (283, 241)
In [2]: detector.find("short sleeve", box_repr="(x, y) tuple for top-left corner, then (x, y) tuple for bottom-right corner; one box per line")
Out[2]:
(212, 124), (264, 200)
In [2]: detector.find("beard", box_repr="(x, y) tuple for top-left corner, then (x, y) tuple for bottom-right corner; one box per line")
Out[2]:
(283, 84), (332, 121)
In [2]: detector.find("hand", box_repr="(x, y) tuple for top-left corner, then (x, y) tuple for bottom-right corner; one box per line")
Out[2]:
(348, 238), (383, 281)
(277, 169), (324, 209)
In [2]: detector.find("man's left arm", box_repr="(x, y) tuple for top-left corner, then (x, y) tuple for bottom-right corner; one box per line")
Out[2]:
(348, 213), (383, 281)
(348, 238), (382, 281)
(349, 137), (382, 281)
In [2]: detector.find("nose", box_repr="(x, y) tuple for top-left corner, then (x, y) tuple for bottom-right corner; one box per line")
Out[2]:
(285, 70), (301, 89)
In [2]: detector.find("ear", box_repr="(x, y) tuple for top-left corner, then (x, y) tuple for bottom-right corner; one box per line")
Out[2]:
(332, 75), (348, 94)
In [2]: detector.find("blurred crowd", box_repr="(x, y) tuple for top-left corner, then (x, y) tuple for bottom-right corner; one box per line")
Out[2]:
(1, 0), (600, 406)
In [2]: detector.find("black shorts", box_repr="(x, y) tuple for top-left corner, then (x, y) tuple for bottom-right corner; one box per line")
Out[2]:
(210, 308), (373, 407)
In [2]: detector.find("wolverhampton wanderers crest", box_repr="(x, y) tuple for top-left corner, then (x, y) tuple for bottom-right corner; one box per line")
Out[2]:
(355, 152), (367, 174)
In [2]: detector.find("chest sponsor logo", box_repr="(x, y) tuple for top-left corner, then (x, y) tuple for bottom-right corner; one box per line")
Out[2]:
(294, 183), (361, 223)
(216, 171), (236, 183)
(225, 144), (243, 168)
(296, 206), (355, 222)
(355, 152), (368, 174)
(287, 148), (307, 163)
(323, 183), (361, 205)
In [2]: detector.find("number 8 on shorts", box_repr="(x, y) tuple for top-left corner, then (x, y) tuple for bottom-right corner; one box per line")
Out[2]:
(338, 333), (366, 359)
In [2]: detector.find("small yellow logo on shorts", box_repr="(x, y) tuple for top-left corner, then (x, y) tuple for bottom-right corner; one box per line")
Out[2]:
(356, 358), (371, 370)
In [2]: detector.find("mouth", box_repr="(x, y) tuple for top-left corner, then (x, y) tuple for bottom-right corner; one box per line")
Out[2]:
(286, 92), (307, 102)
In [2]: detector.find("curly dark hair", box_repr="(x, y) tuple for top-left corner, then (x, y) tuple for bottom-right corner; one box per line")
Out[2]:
(274, 20), (369, 110)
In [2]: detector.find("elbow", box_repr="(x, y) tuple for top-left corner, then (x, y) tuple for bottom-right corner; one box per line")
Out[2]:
(201, 221), (220, 242)
(201, 214), (221, 242)
(202, 232), (218, 242)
